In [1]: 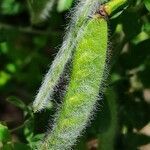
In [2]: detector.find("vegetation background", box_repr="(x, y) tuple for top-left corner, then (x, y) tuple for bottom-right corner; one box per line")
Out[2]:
(0, 0), (150, 149)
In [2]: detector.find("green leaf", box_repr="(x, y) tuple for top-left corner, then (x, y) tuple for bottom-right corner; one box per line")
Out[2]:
(144, 0), (150, 11)
(24, 118), (34, 143)
(1, 0), (21, 15)
(7, 96), (27, 110)
(0, 124), (10, 143)
(29, 134), (44, 143)
(121, 10), (142, 39)
(28, 134), (44, 148)
(120, 39), (150, 70)
(57, 0), (73, 12)
(0, 71), (10, 86)
(27, 0), (55, 24)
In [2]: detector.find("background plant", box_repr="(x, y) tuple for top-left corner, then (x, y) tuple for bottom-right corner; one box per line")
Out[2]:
(0, 0), (150, 150)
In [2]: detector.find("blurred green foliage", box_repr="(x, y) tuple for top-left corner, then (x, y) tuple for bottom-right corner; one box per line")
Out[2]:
(0, 0), (150, 149)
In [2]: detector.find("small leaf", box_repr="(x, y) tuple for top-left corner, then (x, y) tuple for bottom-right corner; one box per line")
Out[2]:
(144, 0), (150, 11)
(0, 71), (10, 86)
(31, 134), (44, 142)
(57, 0), (73, 12)
(0, 124), (10, 143)
(28, 134), (45, 148)
(7, 96), (27, 110)
(143, 22), (150, 33)
(120, 39), (150, 69)
(121, 10), (142, 39)
(27, 0), (55, 24)
(124, 133), (150, 149)
(24, 118), (34, 142)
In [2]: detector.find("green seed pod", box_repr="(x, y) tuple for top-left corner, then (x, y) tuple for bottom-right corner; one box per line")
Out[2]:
(38, 13), (108, 150)
(33, 0), (107, 112)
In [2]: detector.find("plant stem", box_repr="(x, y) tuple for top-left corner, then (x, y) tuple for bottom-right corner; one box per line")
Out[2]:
(104, 0), (128, 15)
(98, 87), (118, 150)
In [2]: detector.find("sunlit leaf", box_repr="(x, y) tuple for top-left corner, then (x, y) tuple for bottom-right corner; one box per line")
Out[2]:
(0, 124), (10, 143)
(57, 0), (73, 12)
(144, 0), (150, 11)
(1, 0), (21, 15)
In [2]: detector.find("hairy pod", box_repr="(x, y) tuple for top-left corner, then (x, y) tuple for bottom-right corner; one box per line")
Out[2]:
(33, 0), (107, 112)
(39, 14), (108, 150)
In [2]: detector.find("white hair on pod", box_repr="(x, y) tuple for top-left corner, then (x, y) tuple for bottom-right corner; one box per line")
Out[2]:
(37, 4), (109, 149)
(33, 0), (108, 112)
